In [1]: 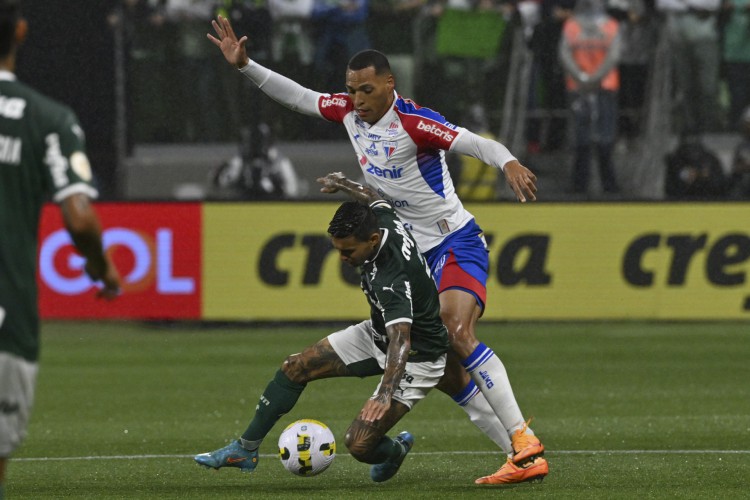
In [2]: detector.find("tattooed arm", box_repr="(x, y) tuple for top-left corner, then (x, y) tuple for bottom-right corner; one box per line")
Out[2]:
(317, 172), (381, 205)
(359, 322), (411, 423)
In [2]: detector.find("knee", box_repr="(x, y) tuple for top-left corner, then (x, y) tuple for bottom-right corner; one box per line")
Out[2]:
(441, 316), (478, 358)
(436, 351), (471, 395)
(344, 420), (381, 463)
(280, 354), (307, 384)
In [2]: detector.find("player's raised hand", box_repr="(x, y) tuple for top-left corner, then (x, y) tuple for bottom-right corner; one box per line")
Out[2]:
(317, 172), (347, 193)
(503, 159), (538, 203)
(207, 15), (250, 69)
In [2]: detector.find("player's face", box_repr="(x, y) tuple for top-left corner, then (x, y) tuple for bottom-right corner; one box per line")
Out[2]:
(345, 66), (395, 125)
(331, 233), (380, 267)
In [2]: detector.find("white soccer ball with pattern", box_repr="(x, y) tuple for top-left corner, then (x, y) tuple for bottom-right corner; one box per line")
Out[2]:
(278, 419), (336, 476)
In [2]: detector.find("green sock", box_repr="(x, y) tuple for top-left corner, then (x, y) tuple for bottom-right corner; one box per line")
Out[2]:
(367, 436), (404, 465)
(241, 369), (306, 447)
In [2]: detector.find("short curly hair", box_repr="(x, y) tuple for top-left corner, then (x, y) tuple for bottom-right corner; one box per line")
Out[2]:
(328, 201), (379, 241)
(347, 49), (391, 76)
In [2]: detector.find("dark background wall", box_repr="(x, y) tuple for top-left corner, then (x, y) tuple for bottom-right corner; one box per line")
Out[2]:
(17, 1), (118, 199)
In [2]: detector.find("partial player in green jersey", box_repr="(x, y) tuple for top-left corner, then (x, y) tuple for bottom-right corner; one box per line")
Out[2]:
(195, 197), (449, 483)
(0, 1), (121, 496)
(357, 199), (448, 363)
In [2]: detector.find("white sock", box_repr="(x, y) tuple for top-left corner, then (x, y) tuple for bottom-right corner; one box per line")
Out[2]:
(453, 380), (513, 455)
(463, 342), (526, 435)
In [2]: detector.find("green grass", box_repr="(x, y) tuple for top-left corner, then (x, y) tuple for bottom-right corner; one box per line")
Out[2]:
(8, 321), (750, 498)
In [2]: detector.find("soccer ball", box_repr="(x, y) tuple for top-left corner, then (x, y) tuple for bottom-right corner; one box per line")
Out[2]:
(278, 419), (336, 476)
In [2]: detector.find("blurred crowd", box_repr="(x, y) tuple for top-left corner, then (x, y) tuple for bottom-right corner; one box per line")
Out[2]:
(109, 0), (750, 198)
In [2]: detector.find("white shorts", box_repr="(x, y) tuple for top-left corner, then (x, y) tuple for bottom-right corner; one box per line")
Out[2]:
(327, 320), (446, 410)
(0, 352), (38, 457)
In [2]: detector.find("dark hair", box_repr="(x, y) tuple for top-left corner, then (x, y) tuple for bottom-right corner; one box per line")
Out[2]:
(328, 201), (379, 241)
(0, 0), (20, 58)
(347, 49), (391, 76)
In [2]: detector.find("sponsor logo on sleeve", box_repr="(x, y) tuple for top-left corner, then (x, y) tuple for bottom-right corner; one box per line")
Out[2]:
(320, 96), (347, 108)
(70, 151), (92, 182)
(416, 120), (455, 142)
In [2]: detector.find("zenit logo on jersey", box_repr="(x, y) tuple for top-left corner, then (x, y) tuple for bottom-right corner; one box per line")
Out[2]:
(367, 164), (403, 179)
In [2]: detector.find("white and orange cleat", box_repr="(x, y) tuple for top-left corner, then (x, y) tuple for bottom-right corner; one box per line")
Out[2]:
(474, 456), (549, 485)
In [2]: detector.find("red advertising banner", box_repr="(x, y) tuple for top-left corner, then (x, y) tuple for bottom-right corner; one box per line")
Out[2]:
(38, 203), (202, 319)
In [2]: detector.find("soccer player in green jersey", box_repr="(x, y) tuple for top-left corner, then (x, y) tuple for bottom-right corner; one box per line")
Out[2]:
(0, 2), (121, 496)
(195, 184), (449, 483)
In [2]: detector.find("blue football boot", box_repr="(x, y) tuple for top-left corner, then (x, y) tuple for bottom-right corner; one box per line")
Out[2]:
(194, 440), (258, 473)
(370, 431), (414, 482)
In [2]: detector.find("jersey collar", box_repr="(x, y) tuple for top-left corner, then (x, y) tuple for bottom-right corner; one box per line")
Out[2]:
(364, 228), (389, 265)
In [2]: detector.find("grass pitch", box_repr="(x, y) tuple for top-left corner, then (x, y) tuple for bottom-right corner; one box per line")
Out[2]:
(8, 321), (750, 499)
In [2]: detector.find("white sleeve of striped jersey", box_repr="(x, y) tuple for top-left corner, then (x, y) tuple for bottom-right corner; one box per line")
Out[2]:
(451, 128), (517, 172)
(239, 61), (324, 117)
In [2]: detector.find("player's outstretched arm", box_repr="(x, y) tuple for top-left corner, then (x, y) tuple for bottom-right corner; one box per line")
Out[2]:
(207, 14), (250, 69)
(61, 193), (121, 300)
(453, 131), (537, 202)
(317, 172), (381, 205)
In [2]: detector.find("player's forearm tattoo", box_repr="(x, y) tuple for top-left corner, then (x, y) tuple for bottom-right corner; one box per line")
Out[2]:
(374, 323), (411, 404)
(335, 177), (380, 205)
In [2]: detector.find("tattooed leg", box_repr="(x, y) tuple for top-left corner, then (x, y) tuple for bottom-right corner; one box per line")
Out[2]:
(345, 400), (410, 463)
(282, 338), (353, 383)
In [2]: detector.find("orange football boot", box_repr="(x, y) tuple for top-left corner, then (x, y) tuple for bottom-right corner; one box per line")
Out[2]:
(475, 456), (549, 485)
(511, 419), (545, 464)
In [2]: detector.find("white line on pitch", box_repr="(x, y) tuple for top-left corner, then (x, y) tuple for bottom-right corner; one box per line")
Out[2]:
(14, 449), (750, 462)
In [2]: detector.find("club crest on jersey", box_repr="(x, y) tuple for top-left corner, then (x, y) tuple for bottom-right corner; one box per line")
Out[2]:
(383, 141), (397, 160)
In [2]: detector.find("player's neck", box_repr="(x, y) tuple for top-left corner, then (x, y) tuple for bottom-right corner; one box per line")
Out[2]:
(0, 56), (15, 74)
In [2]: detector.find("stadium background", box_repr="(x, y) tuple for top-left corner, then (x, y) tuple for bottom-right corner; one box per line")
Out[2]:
(5, 2), (749, 497)
(21, 0), (742, 323)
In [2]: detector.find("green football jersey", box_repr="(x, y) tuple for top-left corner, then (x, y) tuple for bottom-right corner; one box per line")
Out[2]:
(0, 71), (98, 362)
(361, 200), (449, 362)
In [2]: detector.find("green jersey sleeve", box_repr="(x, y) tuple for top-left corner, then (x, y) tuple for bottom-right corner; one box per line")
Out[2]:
(45, 108), (98, 202)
